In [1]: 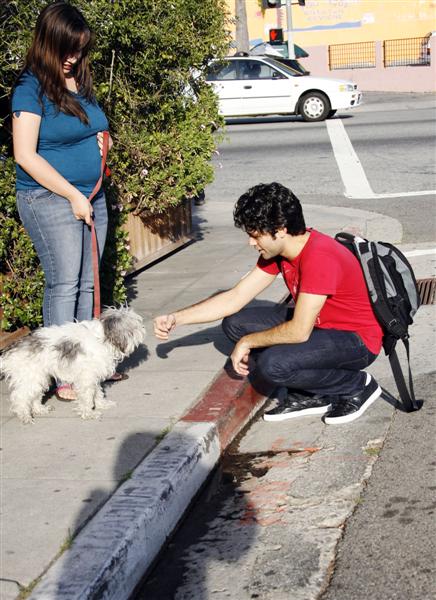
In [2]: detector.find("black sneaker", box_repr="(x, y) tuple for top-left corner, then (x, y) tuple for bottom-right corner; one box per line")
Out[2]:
(323, 373), (381, 425)
(263, 390), (332, 422)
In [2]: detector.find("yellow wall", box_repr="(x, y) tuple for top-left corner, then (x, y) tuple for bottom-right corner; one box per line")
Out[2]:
(230, 0), (436, 49)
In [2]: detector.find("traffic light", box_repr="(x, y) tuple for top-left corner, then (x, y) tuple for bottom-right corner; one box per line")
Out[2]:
(262, 0), (282, 9)
(298, 0), (306, 5)
(269, 28), (284, 45)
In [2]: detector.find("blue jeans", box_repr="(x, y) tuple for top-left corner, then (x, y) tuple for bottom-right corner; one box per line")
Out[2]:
(222, 305), (378, 397)
(17, 187), (108, 327)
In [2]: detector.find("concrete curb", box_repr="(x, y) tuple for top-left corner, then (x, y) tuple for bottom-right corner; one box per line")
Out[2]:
(28, 372), (267, 600)
(182, 368), (267, 448)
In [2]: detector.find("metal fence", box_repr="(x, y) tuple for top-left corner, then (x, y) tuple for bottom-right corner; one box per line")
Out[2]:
(328, 36), (431, 70)
(329, 41), (376, 70)
(384, 36), (430, 67)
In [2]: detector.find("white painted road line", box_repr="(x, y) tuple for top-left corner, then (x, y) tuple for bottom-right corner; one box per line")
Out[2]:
(326, 118), (373, 198)
(404, 248), (436, 257)
(326, 119), (436, 200)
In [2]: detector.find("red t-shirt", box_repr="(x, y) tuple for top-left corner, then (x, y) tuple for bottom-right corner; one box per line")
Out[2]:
(257, 229), (383, 354)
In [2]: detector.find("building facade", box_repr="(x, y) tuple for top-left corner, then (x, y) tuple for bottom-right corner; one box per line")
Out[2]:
(229, 0), (436, 91)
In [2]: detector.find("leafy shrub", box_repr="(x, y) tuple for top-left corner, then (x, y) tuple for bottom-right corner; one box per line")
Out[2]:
(0, 153), (45, 330)
(0, 0), (230, 331)
(87, 0), (230, 214)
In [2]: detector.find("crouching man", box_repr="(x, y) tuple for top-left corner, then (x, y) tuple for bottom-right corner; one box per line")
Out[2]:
(154, 182), (383, 424)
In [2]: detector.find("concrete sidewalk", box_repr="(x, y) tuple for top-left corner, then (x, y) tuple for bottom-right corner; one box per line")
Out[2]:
(1, 196), (434, 600)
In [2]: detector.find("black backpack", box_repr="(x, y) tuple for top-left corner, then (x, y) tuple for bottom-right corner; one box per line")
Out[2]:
(335, 232), (422, 413)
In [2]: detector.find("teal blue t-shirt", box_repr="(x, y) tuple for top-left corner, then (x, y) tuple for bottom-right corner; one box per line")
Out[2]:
(12, 71), (109, 195)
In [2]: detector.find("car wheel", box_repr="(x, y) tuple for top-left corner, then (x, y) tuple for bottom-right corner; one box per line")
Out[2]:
(299, 92), (331, 122)
(327, 109), (337, 119)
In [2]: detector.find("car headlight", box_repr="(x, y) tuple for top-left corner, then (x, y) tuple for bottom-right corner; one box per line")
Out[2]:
(339, 84), (355, 92)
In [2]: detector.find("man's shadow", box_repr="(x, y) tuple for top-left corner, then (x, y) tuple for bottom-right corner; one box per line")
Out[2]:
(49, 429), (257, 600)
(155, 298), (282, 360)
(155, 324), (233, 359)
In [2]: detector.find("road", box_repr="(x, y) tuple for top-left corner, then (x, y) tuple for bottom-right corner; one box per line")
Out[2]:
(134, 93), (436, 600)
(211, 92), (435, 242)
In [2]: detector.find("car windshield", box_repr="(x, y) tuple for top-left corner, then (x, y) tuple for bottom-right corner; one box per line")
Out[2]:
(263, 57), (303, 77)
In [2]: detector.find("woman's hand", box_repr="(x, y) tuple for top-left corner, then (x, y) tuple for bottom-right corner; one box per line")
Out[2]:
(12, 111), (95, 219)
(69, 192), (93, 226)
(97, 131), (113, 156)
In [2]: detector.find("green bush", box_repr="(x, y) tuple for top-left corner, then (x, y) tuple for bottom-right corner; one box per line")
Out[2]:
(87, 0), (230, 214)
(0, 153), (45, 330)
(0, 0), (230, 331)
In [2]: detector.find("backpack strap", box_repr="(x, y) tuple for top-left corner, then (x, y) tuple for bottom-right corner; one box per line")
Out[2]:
(388, 337), (421, 412)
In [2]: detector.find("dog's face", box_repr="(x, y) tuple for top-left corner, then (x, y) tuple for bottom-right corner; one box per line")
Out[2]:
(100, 307), (146, 356)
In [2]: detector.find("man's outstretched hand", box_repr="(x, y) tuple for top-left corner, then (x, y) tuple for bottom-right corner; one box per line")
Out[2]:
(154, 314), (177, 340)
(231, 339), (251, 376)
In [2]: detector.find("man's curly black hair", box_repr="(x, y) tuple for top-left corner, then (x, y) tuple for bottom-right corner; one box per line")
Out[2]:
(234, 182), (306, 237)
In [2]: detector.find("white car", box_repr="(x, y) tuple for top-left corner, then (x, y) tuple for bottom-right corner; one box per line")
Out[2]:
(206, 55), (362, 122)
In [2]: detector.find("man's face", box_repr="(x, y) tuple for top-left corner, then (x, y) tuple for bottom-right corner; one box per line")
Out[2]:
(248, 229), (285, 260)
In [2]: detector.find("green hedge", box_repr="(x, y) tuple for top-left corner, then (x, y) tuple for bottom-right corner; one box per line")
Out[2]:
(0, 0), (230, 331)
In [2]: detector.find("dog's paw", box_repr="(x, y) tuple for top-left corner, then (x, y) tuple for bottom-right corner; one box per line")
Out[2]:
(13, 411), (35, 425)
(32, 404), (54, 416)
(74, 407), (102, 420)
(94, 398), (116, 411)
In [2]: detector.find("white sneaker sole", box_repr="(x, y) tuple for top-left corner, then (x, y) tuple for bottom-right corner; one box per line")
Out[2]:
(324, 385), (381, 425)
(263, 404), (331, 422)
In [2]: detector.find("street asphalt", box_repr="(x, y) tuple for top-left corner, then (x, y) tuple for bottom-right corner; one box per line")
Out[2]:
(1, 176), (435, 599)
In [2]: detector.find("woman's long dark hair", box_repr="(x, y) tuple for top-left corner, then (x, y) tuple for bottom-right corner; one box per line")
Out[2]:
(20, 2), (94, 124)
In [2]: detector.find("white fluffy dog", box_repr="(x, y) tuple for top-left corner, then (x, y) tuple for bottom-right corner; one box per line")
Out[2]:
(1, 307), (145, 424)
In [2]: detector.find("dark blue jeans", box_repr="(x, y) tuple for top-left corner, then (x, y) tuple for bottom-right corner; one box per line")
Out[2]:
(222, 305), (378, 397)
(17, 187), (108, 327)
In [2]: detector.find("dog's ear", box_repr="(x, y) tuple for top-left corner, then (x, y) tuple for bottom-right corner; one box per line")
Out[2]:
(100, 310), (130, 354)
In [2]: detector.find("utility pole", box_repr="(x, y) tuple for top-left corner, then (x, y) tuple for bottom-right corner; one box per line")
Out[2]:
(285, 0), (295, 59)
(263, 0), (304, 58)
(235, 0), (250, 53)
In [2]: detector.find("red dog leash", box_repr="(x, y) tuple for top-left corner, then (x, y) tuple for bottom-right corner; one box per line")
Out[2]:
(87, 131), (110, 318)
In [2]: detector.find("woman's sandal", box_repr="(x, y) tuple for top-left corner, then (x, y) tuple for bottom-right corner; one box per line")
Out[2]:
(55, 374), (126, 402)
(105, 371), (129, 382)
(55, 384), (77, 402)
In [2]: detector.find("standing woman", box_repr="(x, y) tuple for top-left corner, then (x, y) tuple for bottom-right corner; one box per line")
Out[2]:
(12, 2), (116, 401)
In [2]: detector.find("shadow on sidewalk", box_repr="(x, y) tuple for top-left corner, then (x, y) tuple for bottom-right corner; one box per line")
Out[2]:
(46, 427), (257, 600)
(155, 324), (232, 359)
(154, 299), (282, 360)
(110, 342), (150, 373)
(122, 204), (210, 306)
(133, 453), (259, 599)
